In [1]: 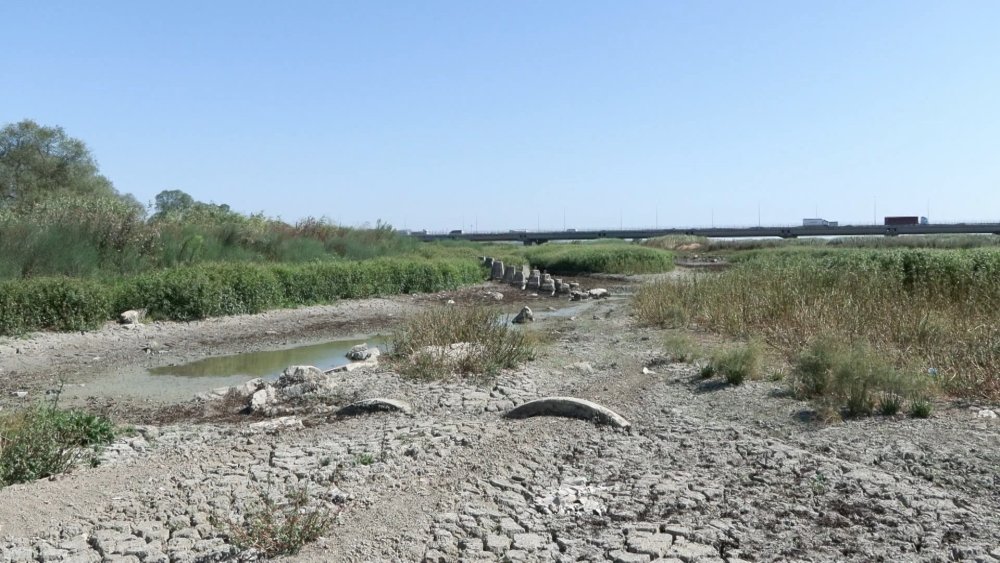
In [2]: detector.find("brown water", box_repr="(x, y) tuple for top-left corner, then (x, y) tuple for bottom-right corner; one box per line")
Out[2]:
(63, 336), (386, 403)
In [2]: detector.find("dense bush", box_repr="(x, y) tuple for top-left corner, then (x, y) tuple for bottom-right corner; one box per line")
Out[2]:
(0, 277), (110, 334)
(117, 259), (484, 322)
(525, 243), (674, 275)
(0, 259), (485, 335)
(0, 405), (117, 487)
(0, 195), (157, 278)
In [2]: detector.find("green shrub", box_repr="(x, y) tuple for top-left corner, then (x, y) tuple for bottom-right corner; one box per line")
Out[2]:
(115, 259), (484, 322)
(0, 258), (485, 335)
(0, 405), (117, 487)
(878, 393), (903, 416)
(710, 343), (762, 385)
(699, 363), (716, 379)
(793, 337), (931, 419)
(0, 277), (110, 334)
(909, 398), (933, 418)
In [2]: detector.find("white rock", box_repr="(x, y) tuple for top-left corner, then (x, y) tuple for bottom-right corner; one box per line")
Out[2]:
(346, 344), (372, 361)
(275, 365), (336, 399)
(250, 386), (277, 412)
(233, 378), (266, 397)
(512, 306), (534, 324)
(248, 416), (303, 433)
(118, 309), (146, 325)
(976, 409), (998, 419)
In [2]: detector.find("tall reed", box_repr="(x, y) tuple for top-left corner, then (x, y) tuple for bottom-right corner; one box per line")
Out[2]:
(634, 249), (1000, 399)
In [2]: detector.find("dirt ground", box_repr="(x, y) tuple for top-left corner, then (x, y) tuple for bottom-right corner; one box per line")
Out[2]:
(1, 273), (998, 562)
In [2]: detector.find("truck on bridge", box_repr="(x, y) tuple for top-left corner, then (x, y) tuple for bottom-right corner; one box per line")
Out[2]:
(884, 216), (929, 226)
(802, 218), (838, 227)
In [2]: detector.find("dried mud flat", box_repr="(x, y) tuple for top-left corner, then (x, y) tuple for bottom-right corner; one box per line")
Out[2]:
(1, 278), (999, 562)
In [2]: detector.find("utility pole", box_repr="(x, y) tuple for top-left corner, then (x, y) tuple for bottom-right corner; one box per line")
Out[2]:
(758, 203), (761, 227)
(655, 206), (659, 229)
(563, 208), (566, 230)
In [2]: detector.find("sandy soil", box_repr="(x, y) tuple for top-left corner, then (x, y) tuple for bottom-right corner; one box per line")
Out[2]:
(1, 274), (998, 562)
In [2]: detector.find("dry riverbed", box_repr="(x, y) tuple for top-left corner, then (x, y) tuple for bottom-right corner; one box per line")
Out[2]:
(1, 276), (999, 562)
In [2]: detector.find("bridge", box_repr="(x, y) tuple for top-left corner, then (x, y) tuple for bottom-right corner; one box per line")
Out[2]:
(413, 223), (1000, 245)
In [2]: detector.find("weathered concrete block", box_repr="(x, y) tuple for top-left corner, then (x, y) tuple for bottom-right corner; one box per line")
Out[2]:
(505, 396), (631, 428)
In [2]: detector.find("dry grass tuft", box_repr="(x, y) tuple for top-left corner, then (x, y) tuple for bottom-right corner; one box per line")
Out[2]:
(390, 305), (534, 379)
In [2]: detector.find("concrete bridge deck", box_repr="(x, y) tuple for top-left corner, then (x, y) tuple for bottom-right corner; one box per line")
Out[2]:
(414, 223), (1000, 244)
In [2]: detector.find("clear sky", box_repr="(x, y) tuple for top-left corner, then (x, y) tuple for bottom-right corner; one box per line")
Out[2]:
(3, 1), (998, 231)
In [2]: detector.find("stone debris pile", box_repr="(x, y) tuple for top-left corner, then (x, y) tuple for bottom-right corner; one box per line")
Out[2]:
(479, 256), (609, 302)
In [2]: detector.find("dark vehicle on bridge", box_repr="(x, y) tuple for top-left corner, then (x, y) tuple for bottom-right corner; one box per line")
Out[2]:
(884, 216), (929, 226)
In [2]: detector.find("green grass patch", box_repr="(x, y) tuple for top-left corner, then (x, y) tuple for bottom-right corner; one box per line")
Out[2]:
(524, 243), (674, 275)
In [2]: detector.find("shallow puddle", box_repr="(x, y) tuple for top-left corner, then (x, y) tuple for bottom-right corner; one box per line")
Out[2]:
(64, 336), (386, 403)
(149, 337), (387, 378)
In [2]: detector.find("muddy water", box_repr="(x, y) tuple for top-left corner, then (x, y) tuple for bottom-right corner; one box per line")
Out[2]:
(63, 336), (386, 403)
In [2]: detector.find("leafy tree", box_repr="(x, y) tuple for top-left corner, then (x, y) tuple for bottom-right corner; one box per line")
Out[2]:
(151, 188), (241, 223)
(153, 189), (195, 216)
(0, 120), (118, 208)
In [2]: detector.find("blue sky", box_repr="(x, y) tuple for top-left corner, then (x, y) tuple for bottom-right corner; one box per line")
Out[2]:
(3, 1), (998, 231)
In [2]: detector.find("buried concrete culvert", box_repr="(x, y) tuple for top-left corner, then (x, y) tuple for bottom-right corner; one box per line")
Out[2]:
(336, 398), (412, 417)
(504, 396), (631, 429)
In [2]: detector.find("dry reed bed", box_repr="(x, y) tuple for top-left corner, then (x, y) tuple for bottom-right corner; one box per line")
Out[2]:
(634, 249), (1000, 400)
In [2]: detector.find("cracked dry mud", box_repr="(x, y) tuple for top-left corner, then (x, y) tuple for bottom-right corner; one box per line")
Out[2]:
(1, 279), (999, 562)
